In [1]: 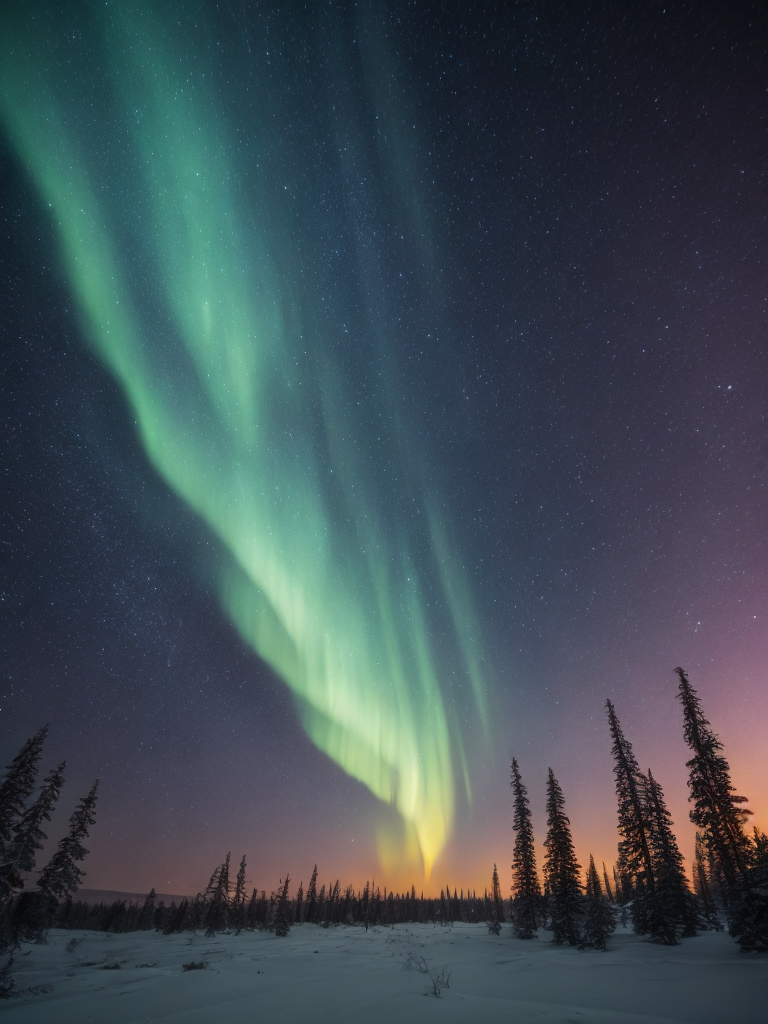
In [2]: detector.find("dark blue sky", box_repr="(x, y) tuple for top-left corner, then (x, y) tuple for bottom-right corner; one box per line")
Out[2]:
(1, 0), (766, 895)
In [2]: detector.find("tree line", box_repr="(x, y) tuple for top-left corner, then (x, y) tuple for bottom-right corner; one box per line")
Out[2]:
(508, 668), (767, 952)
(0, 666), (765, 985)
(39, 860), (511, 938)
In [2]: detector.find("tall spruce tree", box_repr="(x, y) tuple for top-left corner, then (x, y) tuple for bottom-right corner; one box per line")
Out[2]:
(13, 779), (99, 940)
(510, 758), (541, 939)
(605, 700), (655, 934)
(232, 855), (247, 933)
(0, 761), (65, 898)
(0, 727), (49, 903)
(644, 769), (699, 943)
(543, 769), (582, 945)
(37, 779), (98, 904)
(204, 852), (231, 936)
(579, 855), (615, 951)
(675, 667), (753, 911)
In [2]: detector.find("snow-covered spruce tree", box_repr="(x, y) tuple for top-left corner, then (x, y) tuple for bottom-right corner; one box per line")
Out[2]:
(0, 727), (49, 906)
(543, 769), (582, 945)
(204, 852), (232, 936)
(0, 760), (64, 903)
(488, 863), (503, 934)
(644, 769), (700, 943)
(579, 855), (615, 951)
(510, 758), (541, 938)
(273, 875), (291, 936)
(730, 827), (768, 952)
(605, 700), (655, 935)
(675, 667), (753, 915)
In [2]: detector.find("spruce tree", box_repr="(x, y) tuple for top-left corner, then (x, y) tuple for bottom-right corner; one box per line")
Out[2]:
(488, 863), (503, 934)
(730, 828), (768, 952)
(675, 667), (753, 910)
(305, 864), (318, 923)
(12, 779), (99, 940)
(163, 898), (189, 934)
(579, 855), (615, 951)
(273, 875), (291, 936)
(0, 727), (48, 903)
(602, 864), (614, 903)
(316, 884), (326, 925)
(0, 761), (64, 898)
(543, 769), (582, 945)
(137, 889), (156, 930)
(644, 769), (699, 943)
(295, 880), (304, 924)
(510, 758), (541, 939)
(232, 855), (247, 933)
(605, 700), (655, 933)
(204, 852), (231, 936)
(37, 779), (99, 904)
(693, 833), (722, 931)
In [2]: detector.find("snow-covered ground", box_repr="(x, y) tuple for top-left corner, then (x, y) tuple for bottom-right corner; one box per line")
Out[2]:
(2, 923), (764, 1023)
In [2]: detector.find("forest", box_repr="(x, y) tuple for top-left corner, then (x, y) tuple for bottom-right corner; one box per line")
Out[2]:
(1, 667), (766, 997)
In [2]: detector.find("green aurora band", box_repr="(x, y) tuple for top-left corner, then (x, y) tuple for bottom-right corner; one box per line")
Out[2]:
(0, 2), (488, 876)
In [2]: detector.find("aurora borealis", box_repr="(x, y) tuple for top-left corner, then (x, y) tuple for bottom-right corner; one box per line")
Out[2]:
(2, 1), (767, 897)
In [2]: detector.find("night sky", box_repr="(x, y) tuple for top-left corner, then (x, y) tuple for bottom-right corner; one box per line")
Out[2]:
(1, 1), (766, 899)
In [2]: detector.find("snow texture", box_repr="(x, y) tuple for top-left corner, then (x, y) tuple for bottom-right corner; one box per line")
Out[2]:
(2, 922), (764, 1023)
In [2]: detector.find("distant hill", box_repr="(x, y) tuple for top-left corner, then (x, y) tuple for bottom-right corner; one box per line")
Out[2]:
(74, 888), (193, 906)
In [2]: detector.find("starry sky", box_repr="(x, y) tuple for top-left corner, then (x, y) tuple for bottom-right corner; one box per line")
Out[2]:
(1, 0), (766, 899)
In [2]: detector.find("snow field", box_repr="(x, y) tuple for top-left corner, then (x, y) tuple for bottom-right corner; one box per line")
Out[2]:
(2, 922), (764, 1024)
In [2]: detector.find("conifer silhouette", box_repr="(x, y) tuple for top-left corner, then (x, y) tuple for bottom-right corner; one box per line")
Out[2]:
(204, 852), (231, 936)
(730, 827), (768, 951)
(488, 863), (503, 934)
(543, 768), (582, 945)
(675, 668), (753, 909)
(644, 769), (699, 943)
(273, 875), (291, 936)
(232, 855), (247, 933)
(580, 855), (615, 950)
(602, 863), (614, 903)
(1, 760), (64, 898)
(693, 833), (723, 931)
(510, 758), (541, 938)
(605, 700), (655, 933)
(294, 880), (304, 924)
(0, 727), (49, 904)
(37, 779), (99, 903)
(305, 864), (318, 923)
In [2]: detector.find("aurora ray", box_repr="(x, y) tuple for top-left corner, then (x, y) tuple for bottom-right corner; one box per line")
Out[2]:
(0, 1), (488, 875)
